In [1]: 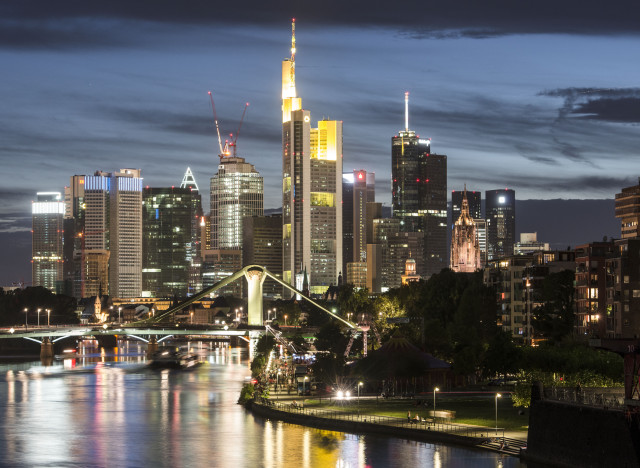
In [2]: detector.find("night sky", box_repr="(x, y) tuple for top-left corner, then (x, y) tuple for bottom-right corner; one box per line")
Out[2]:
(1, 2), (637, 285)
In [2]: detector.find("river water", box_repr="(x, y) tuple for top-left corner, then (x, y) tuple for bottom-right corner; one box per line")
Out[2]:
(0, 342), (526, 467)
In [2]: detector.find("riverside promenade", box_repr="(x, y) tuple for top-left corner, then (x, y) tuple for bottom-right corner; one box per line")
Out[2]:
(248, 391), (528, 458)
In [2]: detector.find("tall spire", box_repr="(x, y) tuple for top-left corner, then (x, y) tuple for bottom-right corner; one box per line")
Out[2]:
(290, 18), (296, 86)
(404, 91), (409, 131)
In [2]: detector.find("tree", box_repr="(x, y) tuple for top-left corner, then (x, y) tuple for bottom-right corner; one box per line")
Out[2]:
(314, 321), (349, 357)
(483, 330), (522, 378)
(532, 270), (575, 343)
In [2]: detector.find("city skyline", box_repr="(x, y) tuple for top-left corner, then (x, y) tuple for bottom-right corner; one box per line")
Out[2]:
(1, 3), (637, 284)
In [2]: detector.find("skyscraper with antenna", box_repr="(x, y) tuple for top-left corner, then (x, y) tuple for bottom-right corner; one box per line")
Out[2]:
(391, 92), (447, 278)
(282, 19), (343, 296)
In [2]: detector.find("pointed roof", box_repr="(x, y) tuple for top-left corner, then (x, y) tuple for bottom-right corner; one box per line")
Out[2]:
(180, 167), (199, 192)
(455, 184), (475, 227)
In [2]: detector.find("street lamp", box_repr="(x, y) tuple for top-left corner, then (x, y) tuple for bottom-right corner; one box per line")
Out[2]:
(495, 393), (502, 434)
(24, 308), (28, 328)
(47, 308), (51, 326)
(358, 381), (363, 413)
(284, 314), (288, 326)
(303, 376), (309, 403)
(433, 387), (440, 420)
(151, 308), (155, 318)
(190, 311), (194, 324)
(37, 308), (42, 326)
(118, 307), (122, 324)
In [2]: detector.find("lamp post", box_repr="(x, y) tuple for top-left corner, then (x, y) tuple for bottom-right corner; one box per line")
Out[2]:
(303, 376), (308, 405)
(358, 381), (363, 413)
(190, 311), (194, 324)
(37, 308), (41, 326)
(118, 307), (122, 324)
(495, 393), (502, 434)
(24, 308), (28, 328)
(433, 387), (440, 420)
(151, 308), (155, 318)
(47, 308), (51, 326)
(284, 314), (288, 326)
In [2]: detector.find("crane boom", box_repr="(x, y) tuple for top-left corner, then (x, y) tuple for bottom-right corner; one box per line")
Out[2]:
(232, 102), (249, 156)
(207, 91), (224, 156)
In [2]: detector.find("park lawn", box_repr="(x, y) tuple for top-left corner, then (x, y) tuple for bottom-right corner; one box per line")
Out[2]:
(303, 394), (529, 433)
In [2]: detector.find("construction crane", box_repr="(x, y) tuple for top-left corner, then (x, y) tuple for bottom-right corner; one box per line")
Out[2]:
(207, 91), (249, 158)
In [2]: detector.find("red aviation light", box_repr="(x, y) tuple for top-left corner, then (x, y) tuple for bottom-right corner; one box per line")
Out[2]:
(426, 179), (430, 183)
(416, 179), (420, 182)
(357, 172), (364, 180)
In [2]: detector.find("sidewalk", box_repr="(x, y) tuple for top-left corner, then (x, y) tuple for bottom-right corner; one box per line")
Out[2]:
(257, 387), (528, 457)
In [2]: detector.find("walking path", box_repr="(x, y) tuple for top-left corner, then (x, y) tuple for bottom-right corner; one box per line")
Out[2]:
(255, 389), (528, 458)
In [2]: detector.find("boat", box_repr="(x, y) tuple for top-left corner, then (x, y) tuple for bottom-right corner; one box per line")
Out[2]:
(148, 349), (200, 369)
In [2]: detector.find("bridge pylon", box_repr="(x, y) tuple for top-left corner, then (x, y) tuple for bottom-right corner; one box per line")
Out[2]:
(244, 267), (266, 326)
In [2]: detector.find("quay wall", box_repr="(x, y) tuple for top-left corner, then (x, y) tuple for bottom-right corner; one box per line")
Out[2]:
(248, 401), (482, 449)
(526, 399), (640, 468)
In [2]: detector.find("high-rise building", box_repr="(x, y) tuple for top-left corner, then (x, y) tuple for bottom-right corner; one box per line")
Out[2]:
(391, 93), (447, 277)
(372, 218), (423, 291)
(342, 170), (375, 268)
(575, 242), (614, 336)
(63, 175), (85, 297)
(452, 189), (481, 225)
(450, 189), (481, 272)
(514, 233), (549, 255)
(486, 188), (516, 260)
(210, 156), (263, 250)
(615, 178), (640, 239)
(180, 167), (203, 296)
(605, 238), (640, 338)
(142, 187), (194, 298)
(243, 215), (283, 298)
(82, 172), (111, 298)
(282, 20), (343, 296)
(32, 192), (64, 291)
(108, 169), (143, 298)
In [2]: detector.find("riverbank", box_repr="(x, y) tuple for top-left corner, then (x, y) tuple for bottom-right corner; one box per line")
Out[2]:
(245, 394), (527, 458)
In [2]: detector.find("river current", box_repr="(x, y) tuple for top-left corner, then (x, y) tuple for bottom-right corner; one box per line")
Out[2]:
(0, 342), (525, 467)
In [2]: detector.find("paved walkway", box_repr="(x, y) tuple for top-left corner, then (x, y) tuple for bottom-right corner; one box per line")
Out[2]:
(261, 388), (528, 457)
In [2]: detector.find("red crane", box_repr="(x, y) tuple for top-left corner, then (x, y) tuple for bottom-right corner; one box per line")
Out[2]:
(207, 91), (249, 158)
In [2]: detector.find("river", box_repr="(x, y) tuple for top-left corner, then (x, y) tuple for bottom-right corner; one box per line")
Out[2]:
(0, 342), (526, 467)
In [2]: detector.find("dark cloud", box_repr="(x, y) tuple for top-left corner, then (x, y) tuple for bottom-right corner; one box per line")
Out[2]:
(572, 98), (640, 123)
(1, 1), (639, 50)
(463, 174), (633, 195)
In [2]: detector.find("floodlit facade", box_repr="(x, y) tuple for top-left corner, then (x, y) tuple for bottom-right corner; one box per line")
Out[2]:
(210, 156), (263, 250)
(450, 189), (481, 272)
(452, 189), (481, 224)
(32, 192), (64, 291)
(391, 93), (447, 277)
(486, 189), (516, 260)
(282, 20), (342, 296)
(108, 169), (143, 299)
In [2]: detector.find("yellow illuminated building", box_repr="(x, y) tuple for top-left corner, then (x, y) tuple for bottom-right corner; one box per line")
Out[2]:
(281, 19), (342, 297)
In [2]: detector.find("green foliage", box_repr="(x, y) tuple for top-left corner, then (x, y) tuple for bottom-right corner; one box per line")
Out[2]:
(0, 287), (79, 326)
(512, 381), (532, 408)
(256, 334), (277, 355)
(314, 321), (349, 356)
(483, 330), (523, 378)
(251, 354), (267, 377)
(532, 270), (575, 342)
(237, 383), (255, 404)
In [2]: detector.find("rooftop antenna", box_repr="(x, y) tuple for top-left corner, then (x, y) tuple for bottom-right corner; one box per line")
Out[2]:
(290, 18), (296, 92)
(404, 91), (409, 131)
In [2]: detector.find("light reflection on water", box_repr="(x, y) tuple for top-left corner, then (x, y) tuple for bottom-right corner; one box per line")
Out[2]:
(0, 344), (525, 467)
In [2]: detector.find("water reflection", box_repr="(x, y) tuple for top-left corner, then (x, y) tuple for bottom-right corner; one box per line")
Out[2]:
(0, 345), (524, 467)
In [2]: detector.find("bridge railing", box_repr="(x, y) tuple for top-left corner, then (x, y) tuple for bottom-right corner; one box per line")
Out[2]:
(252, 397), (501, 441)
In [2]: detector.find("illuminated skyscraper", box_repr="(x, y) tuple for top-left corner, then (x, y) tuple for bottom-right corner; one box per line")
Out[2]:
(32, 192), (64, 291)
(282, 19), (343, 295)
(180, 167), (203, 295)
(142, 187), (194, 297)
(486, 188), (516, 260)
(343, 170), (375, 267)
(391, 93), (447, 277)
(210, 156), (263, 251)
(108, 169), (143, 298)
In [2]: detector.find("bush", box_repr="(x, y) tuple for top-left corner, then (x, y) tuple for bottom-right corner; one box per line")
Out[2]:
(237, 383), (255, 404)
